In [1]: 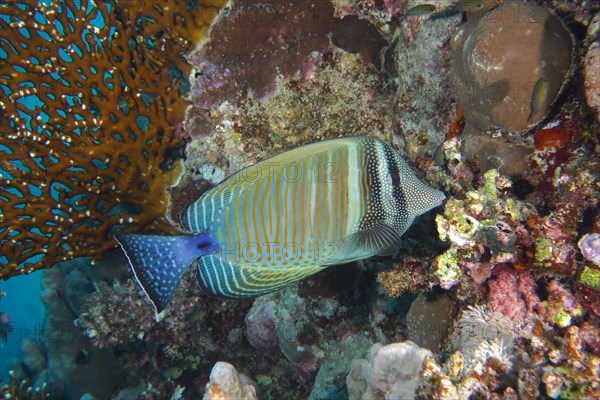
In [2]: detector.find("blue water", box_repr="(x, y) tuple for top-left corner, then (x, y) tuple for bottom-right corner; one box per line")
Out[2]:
(0, 271), (46, 380)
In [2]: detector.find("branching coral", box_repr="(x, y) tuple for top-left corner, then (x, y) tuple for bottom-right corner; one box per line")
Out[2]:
(0, 370), (47, 400)
(0, 0), (224, 278)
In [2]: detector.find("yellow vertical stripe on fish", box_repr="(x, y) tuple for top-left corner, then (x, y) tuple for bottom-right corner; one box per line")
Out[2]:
(282, 163), (291, 248)
(233, 182), (244, 247)
(274, 166), (283, 245)
(314, 152), (321, 240)
(307, 154), (315, 241)
(336, 147), (344, 239)
(261, 173), (273, 237)
(251, 177), (263, 254)
(299, 156), (308, 244)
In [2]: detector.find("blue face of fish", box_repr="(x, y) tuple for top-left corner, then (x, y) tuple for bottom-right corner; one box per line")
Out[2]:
(115, 136), (445, 312)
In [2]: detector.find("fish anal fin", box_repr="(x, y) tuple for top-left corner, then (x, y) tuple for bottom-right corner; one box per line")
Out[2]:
(350, 222), (403, 256)
(196, 255), (325, 298)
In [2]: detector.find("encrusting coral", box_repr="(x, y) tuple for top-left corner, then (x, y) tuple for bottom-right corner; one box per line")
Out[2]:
(0, 0), (224, 278)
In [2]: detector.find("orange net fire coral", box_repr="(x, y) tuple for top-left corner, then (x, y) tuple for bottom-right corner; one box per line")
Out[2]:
(0, 0), (224, 279)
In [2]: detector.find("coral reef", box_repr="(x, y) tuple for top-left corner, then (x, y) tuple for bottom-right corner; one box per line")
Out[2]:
(487, 270), (539, 321)
(425, 127), (599, 288)
(188, 0), (386, 103)
(63, 253), (425, 398)
(584, 40), (600, 121)
(418, 303), (600, 399)
(450, 305), (528, 365)
(2, 0), (599, 399)
(177, 47), (396, 192)
(580, 233), (600, 266)
(310, 334), (374, 400)
(430, 168), (535, 289)
(0, 0), (224, 278)
(446, 0), (586, 178)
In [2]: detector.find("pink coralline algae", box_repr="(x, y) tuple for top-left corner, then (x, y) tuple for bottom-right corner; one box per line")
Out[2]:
(244, 300), (280, 356)
(579, 233), (600, 266)
(188, 0), (386, 103)
(584, 41), (600, 122)
(487, 270), (540, 321)
(538, 279), (583, 328)
(191, 63), (238, 110)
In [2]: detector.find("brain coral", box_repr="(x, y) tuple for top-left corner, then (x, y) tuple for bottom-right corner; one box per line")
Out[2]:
(0, 0), (224, 278)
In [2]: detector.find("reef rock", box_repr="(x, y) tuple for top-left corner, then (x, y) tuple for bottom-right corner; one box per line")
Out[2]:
(244, 300), (279, 356)
(346, 341), (432, 400)
(188, 0), (386, 106)
(34, 262), (118, 400)
(406, 293), (453, 353)
(584, 41), (600, 122)
(203, 362), (256, 400)
(460, 125), (534, 177)
(451, 0), (574, 131)
(309, 334), (373, 400)
(393, 9), (460, 159)
(579, 233), (600, 266)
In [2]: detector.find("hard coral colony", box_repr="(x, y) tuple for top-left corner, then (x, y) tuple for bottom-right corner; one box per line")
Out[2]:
(0, 0), (599, 400)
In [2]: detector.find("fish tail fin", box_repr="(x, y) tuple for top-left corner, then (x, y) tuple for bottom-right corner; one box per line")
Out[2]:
(114, 232), (216, 312)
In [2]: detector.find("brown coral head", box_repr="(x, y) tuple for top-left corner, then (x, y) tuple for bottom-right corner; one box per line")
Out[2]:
(451, 1), (575, 132)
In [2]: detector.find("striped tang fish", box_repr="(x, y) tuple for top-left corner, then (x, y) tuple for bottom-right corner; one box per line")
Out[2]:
(115, 136), (445, 312)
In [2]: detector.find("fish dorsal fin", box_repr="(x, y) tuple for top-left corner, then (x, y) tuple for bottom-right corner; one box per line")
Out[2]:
(183, 137), (364, 232)
(196, 255), (325, 298)
(182, 180), (243, 232)
(350, 222), (403, 256)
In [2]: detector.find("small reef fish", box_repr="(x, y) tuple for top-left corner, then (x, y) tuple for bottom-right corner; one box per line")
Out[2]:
(116, 137), (445, 312)
(405, 4), (437, 16)
(452, 0), (498, 13)
(408, 0), (498, 22)
(528, 77), (548, 122)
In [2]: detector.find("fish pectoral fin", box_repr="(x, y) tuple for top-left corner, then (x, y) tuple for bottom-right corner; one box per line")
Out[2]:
(196, 255), (325, 298)
(349, 222), (403, 256)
